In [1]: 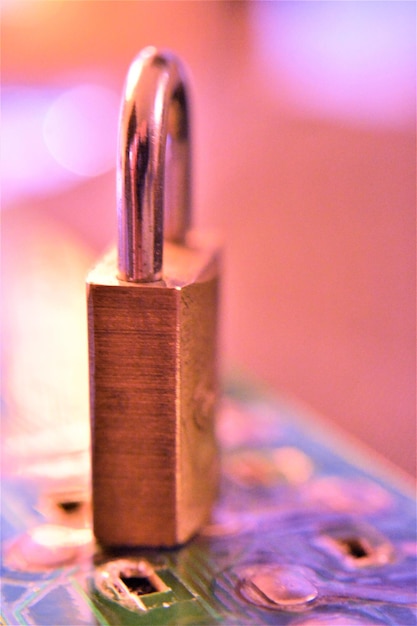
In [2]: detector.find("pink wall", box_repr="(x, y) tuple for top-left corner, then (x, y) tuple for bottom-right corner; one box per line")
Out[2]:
(2, 2), (415, 476)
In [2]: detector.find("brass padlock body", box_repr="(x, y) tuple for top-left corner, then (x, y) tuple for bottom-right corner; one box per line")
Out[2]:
(87, 241), (220, 546)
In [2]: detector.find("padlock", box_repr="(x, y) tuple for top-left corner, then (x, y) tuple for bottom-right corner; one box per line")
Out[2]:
(87, 47), (220, 547)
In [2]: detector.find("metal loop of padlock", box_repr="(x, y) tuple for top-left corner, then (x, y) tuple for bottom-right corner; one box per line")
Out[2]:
(117, 46), (191, 283)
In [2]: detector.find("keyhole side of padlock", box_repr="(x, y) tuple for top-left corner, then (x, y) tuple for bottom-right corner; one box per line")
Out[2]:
(117, 46), (191, 283)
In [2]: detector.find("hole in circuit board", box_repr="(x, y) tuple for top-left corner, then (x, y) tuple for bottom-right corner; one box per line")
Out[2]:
(337, 537), (370, 560)
(316, 523), (394, 568)
(57, 500), (83, 514)
(94, 558), (172, 612)
(93, 557), (213, 619)
(120, 574), (158, 596)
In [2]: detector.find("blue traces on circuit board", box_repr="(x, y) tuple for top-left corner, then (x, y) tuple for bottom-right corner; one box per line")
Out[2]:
(1, 389), (416, 625)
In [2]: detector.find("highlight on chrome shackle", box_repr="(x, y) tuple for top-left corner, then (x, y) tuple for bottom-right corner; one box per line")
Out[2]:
(117, 46), (191, 283)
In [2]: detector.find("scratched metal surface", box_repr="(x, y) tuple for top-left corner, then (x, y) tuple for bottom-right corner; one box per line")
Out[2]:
(1, 384), (416, 625)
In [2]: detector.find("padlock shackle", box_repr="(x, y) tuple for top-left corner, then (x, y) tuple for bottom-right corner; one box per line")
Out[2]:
(117, 47), (191, 282)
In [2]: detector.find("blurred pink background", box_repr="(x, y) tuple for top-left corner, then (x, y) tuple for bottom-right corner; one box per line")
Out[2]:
(1, 2), (415, 477)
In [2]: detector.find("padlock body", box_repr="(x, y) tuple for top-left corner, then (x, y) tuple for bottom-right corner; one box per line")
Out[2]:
(87, 240), (220, 547)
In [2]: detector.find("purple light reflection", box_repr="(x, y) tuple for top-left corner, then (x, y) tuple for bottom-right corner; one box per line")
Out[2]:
(2, 83), (119, 207)
(250, 2), (415, 128)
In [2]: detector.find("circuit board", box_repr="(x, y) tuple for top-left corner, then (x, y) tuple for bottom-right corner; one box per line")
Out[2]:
(1, 383), (416, 625)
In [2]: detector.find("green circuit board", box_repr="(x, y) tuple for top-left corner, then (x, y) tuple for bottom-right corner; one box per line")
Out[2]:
(1, 384), (416, 625)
